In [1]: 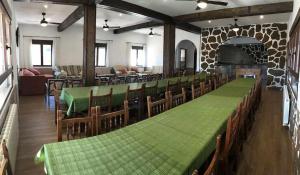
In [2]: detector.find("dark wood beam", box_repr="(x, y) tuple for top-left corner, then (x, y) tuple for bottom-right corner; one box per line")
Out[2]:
(83, 4), (96, 86)
(163, 23), (175, 78)
(57, 6), (84, 32)
(113, 21), (162, 34)
(13, 0), (93, 5)
(174, 2), (293, 23)
(176, 23), (201, 34)
(99, 0), (173, 22)
(290, 7), (300, 36)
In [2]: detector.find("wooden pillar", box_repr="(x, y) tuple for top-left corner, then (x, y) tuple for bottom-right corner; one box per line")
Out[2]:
(163, 23), (175, 78)
(83, 4), (96, 86)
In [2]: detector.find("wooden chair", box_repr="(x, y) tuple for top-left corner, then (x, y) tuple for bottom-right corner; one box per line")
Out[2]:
(93, 100), (129, 135)
(53, 87), (67, 124)
(221, 103), (242, 175)
(1, 140), (12, 175)
(147, 91), (169, 118)
(57, 111), (94, 142)
(192, 82), (201, 100)
(0, 158), (8, 175)
(69, 79), (83, 88)
(192, 135), (222, 175)
(88, 88), (113, 116)
(167, 79), (180, 95)
(145, 81), (159, 101)
(125, 84), (145, 122)
(169, 88), (186, 108)
(53, 79), (68, 90)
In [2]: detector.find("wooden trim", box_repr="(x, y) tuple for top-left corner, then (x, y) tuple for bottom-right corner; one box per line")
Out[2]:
(57, 6), (84, 32)
(1, 0), (12, 20)
(174, 2), (293, 23)
(290, 6), (300, 37)
(114, 21), (162, 34)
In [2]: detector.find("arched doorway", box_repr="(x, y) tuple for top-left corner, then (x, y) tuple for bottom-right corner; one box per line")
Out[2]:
(200, 23), (288, 88)
(175, 40), (197, 75)
(216, 36), (268, 86)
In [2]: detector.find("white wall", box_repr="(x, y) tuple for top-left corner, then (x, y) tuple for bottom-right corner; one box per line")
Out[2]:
(146, 27), (201, 70)
(18, 24), (147, 67)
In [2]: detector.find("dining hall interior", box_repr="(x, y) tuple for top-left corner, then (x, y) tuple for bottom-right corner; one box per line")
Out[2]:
(0, 0), (299, 174)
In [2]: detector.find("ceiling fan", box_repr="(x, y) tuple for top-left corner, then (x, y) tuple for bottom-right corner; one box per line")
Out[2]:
(230, 18), (240, 32)
(176, 0), (228, 10)
(149, 28), (161, 37)
(102, 20), (121, 31)
(39, 12), (59, 27)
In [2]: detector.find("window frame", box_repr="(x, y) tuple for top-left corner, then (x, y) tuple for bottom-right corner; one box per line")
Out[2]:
(32, 39), (53, 67)
(95, 43), (107, 67)
(131, 46), (144, 67)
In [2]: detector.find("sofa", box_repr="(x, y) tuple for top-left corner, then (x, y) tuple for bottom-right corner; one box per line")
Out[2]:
(95, 67), (115, 76)
(19, 67), (54, 96)
(55, 65), (82, 79)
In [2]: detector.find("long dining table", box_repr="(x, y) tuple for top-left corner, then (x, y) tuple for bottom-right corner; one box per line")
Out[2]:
(35, 78), (256, 175)
(61, 74), (206, 116)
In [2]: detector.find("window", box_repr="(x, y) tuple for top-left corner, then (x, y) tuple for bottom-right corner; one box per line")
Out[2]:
(131, 46), (145, 67)
(0, 2), (13, 121)
(31, 40), (53, 66)
(95, 43), (107, 67)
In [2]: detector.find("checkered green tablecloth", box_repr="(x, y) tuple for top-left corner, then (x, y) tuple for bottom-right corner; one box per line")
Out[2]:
(62, 74), (206, 116)
(36, 78), (255, 175)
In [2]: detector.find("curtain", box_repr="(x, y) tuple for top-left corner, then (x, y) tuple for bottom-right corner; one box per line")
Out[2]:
(52, 38), (60, 67)
(96, 39), (111, 66)
(20, 36), (32, 67)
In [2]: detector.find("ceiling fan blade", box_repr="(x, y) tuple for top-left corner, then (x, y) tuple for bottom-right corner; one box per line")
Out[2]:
(49, 22), (60, 25)
(207, 1), (228, 6)
(109, 26), (121, 29)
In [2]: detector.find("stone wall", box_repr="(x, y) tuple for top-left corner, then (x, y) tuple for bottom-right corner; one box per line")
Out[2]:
(201, 23), (288, 87)
(239, 44), (268, 64)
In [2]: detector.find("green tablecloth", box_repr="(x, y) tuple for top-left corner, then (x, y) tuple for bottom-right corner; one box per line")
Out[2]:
(36, 78), (255, 175)
(62, 74), (206, 116)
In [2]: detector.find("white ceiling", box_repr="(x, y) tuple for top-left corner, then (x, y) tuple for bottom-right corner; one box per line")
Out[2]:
(14, 2), (150, 28)
(194, 13), (291, 28)
(14, 0), (292, 30)
(123, 0), (293, 16)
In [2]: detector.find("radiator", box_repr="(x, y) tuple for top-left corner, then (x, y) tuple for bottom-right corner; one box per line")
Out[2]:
(0, 104), (19, 173)
(283, 85), (290, 126)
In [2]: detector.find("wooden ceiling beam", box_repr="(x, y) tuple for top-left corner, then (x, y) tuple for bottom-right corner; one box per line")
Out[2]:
(57, 6), (84, 32)
(114, 21), (162, 34)
(99, 0), (173, 22)
(174, 2), (294, 23)
(176, 23), (201, 34)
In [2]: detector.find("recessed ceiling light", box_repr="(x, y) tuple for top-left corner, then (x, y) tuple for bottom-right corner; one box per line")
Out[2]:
(197, 1), (208, 9)
(260, 15), (264, 19)
(208, 20), (211, 23)
(119, 13), (123, 17)
(44, 4), (48, 9)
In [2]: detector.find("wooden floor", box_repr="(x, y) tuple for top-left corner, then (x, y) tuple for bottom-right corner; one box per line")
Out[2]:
(14, 90), (294, 175)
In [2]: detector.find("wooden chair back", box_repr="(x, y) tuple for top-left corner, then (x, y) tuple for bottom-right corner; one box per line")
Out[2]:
(145, 81), (158, 99)
(125, 84), (145, 103)
(93, 100), (129, 135)
(192, 82), (201, 100)
(147, 91), (169, 118)
(223, 103), (242, 158)
(53, 87), (66, 124)
(0, 158), (8, 175)
(57, 111), (94, 142)
(69, 79), (83, 88)
(193, 135), (222, 175)
(89, 88), (112, 116)
(53, 79), (68, 90)
(167, 79), (180, 95)
(1, 140), (12, 175)
(169, 88), (186, 108)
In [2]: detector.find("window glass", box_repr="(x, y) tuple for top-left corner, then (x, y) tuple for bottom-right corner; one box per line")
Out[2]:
(43, 44), (52, 66)
(131, 46), (145, 67)
(0, 74), (12, 112)
(31, 44), (41, 66)
(98, 47), (106, 66)
(5, 19), (11, 67)
(0, 13), (4, 75)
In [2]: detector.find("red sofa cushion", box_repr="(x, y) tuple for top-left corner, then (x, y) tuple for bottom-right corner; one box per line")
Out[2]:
(27, 68), (41, 75)
(22, 69), (35, 76)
